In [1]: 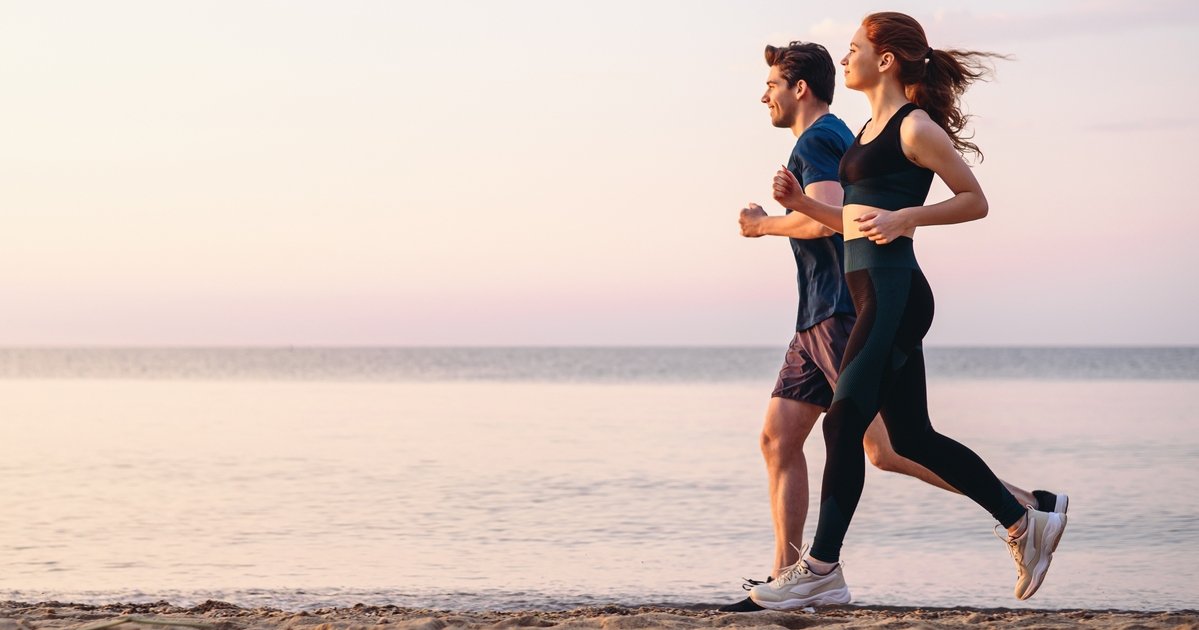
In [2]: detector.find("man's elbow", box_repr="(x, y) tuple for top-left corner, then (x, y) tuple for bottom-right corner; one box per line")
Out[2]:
(801, 224), (836, 239)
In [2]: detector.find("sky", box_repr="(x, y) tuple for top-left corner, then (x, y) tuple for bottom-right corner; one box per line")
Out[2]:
(1, 0), (1197, 346)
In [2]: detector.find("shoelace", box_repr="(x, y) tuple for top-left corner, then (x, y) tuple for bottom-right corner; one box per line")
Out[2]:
(749, 542), (841, 589)
(994, 524), (1022, 564)
(775, 542), (812, 584)
(739, 576), (770, 591)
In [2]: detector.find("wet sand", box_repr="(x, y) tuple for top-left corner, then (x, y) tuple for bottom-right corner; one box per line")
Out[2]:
(1, 601), (1196, 630)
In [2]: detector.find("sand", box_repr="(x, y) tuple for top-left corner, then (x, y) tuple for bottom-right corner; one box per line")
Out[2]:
(1, 601), (1196, 630)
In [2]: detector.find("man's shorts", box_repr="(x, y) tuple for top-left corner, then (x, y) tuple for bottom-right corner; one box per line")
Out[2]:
(771, 314), (856, 409)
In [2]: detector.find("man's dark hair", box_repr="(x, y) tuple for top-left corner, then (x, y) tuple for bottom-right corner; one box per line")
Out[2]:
(764, 41), (836, 105)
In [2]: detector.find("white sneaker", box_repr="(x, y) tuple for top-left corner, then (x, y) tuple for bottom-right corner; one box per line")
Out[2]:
(1032, 489), (1069, 514)
(998, 508), (1067, 600)
(748, 544), (851, 610)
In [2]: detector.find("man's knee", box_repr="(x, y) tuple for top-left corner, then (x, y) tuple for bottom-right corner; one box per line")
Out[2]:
(760, 398), (820, 465)
(864, 437), (904, 472)
(863, 416), (923, 471)
(863, 420), (926, 472)
(760, 424), (804, 466)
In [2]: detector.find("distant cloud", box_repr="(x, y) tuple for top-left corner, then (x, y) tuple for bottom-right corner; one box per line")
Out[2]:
(1083, 117), (1196, 133)
(926, 0), (1199, 45)
(798, 1), (1199, 47)
(805, 17), (856, 44)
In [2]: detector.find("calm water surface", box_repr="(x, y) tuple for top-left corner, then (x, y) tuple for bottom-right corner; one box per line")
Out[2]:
(0, 348), (1195, 611)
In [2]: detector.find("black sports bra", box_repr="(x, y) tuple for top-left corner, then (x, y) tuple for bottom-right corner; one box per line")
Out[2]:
(839, 102), (934, 211)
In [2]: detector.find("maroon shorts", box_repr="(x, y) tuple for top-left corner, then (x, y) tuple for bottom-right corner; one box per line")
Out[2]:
(770, 314), (856, 409)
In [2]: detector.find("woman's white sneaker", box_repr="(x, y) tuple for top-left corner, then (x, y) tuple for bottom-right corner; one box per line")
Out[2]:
(999, 508), (1067, 600)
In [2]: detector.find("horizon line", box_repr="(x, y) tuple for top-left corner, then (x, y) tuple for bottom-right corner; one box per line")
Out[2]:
(0, 344), (1195, 350)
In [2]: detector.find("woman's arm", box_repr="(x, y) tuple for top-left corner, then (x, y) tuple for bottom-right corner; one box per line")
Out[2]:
(856, 112), (988, 244)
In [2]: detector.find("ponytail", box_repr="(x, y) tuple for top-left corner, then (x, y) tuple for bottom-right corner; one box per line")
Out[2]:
(863, 12), (1009, 161)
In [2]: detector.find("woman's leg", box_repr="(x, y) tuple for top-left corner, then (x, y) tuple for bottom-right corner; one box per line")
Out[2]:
(808, 267), (910, 564)
(876, 269), (1025, 528)
(873, 268), (1066, 600)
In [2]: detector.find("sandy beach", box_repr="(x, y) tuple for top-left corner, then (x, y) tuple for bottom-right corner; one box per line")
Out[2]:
(1, 601), (1195, 630)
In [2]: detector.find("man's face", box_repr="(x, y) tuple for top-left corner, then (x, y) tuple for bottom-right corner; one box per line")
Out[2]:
(762, 64), (801, 128)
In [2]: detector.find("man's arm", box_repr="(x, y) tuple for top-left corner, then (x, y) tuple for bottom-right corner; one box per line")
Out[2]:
(740, 180), (841, 239)
(773, 169), (845, 233)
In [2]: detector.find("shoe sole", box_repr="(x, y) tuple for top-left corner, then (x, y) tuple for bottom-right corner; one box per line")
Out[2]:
(717, 597), (767, 613)
(751, 586), (851, 610)
(1019, 512), (1067, 600)
(1051, 495), (1068, 553)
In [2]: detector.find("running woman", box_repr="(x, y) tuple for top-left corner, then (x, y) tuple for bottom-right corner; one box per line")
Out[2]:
(747, 13), (1068, 608)
(723, 37), (1066, 612)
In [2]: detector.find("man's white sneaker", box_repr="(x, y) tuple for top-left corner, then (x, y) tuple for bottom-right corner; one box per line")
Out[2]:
(998, 508), (1067, 600)
(748, 544), (851, 610)
(1032, 489), (1069, 514)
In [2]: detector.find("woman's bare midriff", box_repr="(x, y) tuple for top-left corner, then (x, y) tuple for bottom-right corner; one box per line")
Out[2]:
(842, 203), (918, 242)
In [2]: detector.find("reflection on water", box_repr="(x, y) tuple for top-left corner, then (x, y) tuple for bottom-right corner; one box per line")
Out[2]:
(0, 375), (1196, 610)
(0, 347), (1195, 381)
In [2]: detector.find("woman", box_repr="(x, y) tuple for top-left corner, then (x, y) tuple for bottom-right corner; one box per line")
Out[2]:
(748, 12), (1067, 608)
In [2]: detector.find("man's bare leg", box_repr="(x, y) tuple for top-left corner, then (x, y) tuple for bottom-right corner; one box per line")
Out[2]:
(760, 396), (822, 577)
(861, 416), (1037, 507)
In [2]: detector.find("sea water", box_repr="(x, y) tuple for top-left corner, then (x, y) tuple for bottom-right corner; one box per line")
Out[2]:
(0, 348), (1195, 611)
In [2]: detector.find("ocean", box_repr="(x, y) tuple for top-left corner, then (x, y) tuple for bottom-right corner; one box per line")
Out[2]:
(0, 347), (1196, 611)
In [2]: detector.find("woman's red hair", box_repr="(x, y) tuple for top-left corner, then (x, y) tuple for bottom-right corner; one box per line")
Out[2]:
(863, 12), (1008, 161)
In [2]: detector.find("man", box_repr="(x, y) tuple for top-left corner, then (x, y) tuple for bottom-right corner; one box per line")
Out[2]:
(720, 41), (1065, 612)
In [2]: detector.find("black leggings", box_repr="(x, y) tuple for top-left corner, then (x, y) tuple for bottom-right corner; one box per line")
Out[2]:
(809, 238), (1025, 563)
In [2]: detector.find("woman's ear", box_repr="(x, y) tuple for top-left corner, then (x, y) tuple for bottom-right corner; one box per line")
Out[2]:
(878, 51), (895, 73)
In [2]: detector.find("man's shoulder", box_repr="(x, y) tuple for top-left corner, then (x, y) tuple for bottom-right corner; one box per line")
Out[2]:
(802, 115), (854, 148)
(794, 117), (852, 162)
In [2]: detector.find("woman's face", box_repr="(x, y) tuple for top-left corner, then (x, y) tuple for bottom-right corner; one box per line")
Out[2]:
(840, 25), (878, 91)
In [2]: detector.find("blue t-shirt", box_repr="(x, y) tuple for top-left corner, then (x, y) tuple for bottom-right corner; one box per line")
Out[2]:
(785, 113), (856, 331)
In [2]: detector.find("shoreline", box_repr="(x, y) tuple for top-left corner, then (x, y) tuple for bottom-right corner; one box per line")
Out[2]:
(3, 601), (1196, 630)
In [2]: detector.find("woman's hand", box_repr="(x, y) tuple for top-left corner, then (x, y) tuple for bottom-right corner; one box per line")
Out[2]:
(854, 208), (911, 244)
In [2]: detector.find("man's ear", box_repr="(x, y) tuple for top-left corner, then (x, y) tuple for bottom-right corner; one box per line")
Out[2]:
(793, 79), (807, 99)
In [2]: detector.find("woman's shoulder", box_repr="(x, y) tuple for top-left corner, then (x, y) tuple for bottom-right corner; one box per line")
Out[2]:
(898, 107), (946, 146)
(897, 107), (965, 168)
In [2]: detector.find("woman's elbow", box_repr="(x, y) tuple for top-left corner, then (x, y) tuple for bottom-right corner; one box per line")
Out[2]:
(973, 194), (989, 220)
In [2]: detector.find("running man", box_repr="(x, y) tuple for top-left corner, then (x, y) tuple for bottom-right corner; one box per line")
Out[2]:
(721, 40), (1066, 612)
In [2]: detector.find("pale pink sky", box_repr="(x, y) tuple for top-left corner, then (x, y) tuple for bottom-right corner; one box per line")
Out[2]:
(1, 0), (1195, 345)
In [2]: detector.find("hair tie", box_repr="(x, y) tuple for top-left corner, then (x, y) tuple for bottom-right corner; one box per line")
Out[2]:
(924, 47), (934, 63)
